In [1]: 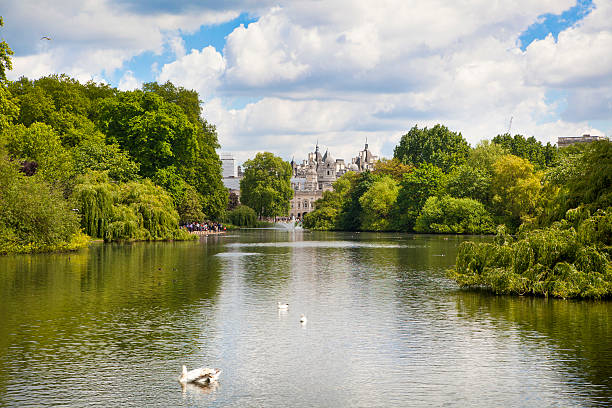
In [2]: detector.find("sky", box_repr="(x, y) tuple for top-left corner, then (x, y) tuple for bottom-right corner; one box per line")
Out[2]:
(2, 0), (611, 165)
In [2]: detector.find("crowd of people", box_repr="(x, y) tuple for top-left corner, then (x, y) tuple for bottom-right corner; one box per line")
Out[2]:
(182, 222), (226, 233)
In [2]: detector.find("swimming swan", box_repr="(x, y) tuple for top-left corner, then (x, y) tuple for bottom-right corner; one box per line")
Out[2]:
(179, 365), (221, 385)
(278, 302), (289, 310)
(300, 314), (307, 324)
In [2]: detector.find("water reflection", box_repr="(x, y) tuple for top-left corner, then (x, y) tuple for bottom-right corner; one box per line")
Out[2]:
(0, 231), (610, 407)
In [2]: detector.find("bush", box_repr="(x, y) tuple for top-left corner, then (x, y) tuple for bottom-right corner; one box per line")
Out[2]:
(415, 196), (496, 234)
(226, 205), (257, 227)
(447, 208), (612, 299)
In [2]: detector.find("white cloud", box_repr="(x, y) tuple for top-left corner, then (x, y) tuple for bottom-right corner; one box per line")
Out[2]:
(157, 46), (226, 100)
(118, 70), (142, 91)
(4, 0), (610, 165)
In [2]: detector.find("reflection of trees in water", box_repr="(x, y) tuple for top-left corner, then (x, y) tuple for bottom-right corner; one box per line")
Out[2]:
(0, 241), (223, 381)
(454, 293), (612, 403)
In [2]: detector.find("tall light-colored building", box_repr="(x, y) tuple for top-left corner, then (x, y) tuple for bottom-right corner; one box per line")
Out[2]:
(220, 153), (236, 178)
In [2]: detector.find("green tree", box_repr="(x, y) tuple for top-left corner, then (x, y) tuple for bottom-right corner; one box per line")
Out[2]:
(72, 136), (140, 182)
(373, 158), (413, 181)
(444, 164), (491, 205)
(240, 152), (293, 218)
(5, 123), (74, 185)
(337, 171), (376, 231)
(393, 124), (470, 172)
(303, 172), (357, 230)
(226, 205), (257, 227)
(0, 153), (86, 253)
(0, 16), (13, 84)
(468, 140), (508, 175)
(491, 154), (543, 228)
(359, 176), (400, 231)
(395, 162), (446, 231)
(492, 133), (558, 169)
(415, 196), (495, 234)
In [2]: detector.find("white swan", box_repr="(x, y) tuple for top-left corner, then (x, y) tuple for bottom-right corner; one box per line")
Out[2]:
(179, 365), (221, 385)
(300, 314), (307, 324)
(277, 302), (289, 310)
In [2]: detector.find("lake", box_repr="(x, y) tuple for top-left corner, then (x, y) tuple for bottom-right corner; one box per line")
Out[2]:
(0, 230), (610, 407)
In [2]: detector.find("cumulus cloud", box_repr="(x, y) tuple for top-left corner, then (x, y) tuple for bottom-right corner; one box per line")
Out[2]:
(3, 0), (610, 164)
(118, 70), (142, 91)
(157, 46), (226, 100)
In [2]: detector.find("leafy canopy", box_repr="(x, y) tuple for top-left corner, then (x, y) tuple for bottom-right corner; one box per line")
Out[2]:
(240, 152), (294, 218)
(394, 124), (470, 173)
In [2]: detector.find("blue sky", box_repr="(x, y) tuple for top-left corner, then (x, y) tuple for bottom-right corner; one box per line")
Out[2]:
(2, 0), (611, 164)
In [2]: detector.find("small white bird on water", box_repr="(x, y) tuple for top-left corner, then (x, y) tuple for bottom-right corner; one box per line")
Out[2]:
(278, 302), (289, 310)
(300, 314), (307, 324)
(179, 365), (221, 385)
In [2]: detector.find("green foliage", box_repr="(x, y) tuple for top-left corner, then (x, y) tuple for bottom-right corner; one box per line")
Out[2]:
(492, 133), (558, 169)
(448, 208), (612, 299)
(226, 205), (257, 227)
(97, 90), (198, 177)
(338, 171), (376, 231)
(72, 137), (140, 182)
(372, 158), (413, 181)
(5, 122), (75, 185)
(491, 154), (543, 229)
(71, 171), (192, 242)
(395, 162), (445, 231)
(0, 16), (13, 84)
(0, 83), (18, 132)
(240, 152), (293, 218)
(0, 154), (86, 254)
(359, 176), (399, 231)
(444, 164), (491, 204)
(303, 173), (357, 230)
(415, 196), (495, 234)
(393, 124), (470, 172)
(468, 140), (508, 175)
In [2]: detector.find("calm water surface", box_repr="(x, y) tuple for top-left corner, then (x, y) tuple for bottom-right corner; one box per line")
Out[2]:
(0, 230), (610, 407)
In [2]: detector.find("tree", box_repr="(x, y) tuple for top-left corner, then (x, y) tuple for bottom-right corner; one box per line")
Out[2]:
(0, 16), (13, 84)
(240, 152), (293, 218)
(492, 133), (558, 169)
(0, 17), (18, 132)
(415, 196), (495, 234)
(393, 124), (470, 173)
(444, 164), (491, 205)
(491, 155), (543, 228)
(226, 205), (257, 227)
(395, 163), (446, 231)
(227, 192), (240, 211)
(5, 123), (75, 185)
(373, 158), (413, 181)
(303, 172), (357, 230)
(359, 176), (399, 231)
(337, 171), (376, 230)
(0, 152), (86, 253)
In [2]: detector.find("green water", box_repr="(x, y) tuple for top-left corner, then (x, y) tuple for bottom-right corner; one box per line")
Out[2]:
(0, 231), (610, 406)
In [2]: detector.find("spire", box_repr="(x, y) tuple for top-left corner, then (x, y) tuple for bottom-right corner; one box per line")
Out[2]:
(315, 139), (319, 153)
(365, 137), (368, 150)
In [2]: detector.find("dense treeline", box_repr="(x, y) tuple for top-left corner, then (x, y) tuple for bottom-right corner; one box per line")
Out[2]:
(304, 125), (561, 233)
(303, 124), (611, 298)
(0, 21), (226, 252)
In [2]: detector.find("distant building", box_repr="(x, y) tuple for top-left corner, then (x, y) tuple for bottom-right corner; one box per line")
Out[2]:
(288, 142), (379, 219)
(220, 153), (236, 178)
(220, 152), (241, 199)
(558, 134), (608, 148)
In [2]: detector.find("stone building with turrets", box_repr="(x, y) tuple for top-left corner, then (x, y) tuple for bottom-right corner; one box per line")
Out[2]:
(288, 142), (378, 219)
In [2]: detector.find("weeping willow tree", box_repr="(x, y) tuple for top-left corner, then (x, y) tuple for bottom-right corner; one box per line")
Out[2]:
(71, 171), (194, 242)
(447, 208), (612, 299)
